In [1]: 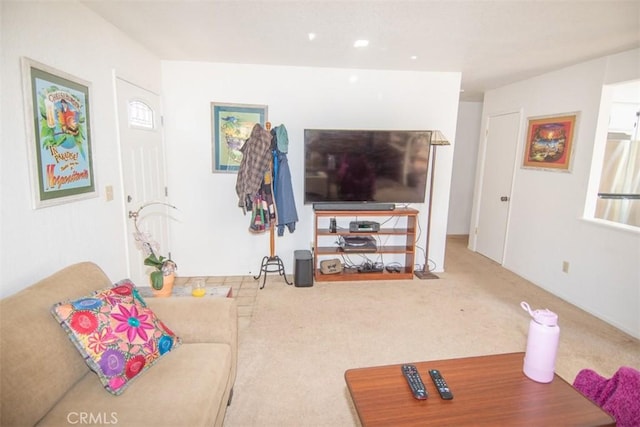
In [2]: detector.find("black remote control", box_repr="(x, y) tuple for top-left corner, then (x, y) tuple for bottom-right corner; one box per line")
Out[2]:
(401, 364), (427, 400)
(428, 369), (453, 400)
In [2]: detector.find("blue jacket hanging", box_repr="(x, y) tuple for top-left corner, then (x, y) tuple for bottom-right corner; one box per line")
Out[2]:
(272, 125), (298, 235)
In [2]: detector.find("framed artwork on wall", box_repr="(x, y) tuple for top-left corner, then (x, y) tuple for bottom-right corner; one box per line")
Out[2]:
(523, 113), (578, 172)
(21, 58), (96, 208)
(211, 102), (268, 173)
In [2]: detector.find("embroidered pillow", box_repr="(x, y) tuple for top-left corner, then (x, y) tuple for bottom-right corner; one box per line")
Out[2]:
(51, 279), (181, 395)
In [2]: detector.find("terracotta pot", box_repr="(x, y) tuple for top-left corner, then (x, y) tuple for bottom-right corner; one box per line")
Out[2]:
(152, 273), (175, 297)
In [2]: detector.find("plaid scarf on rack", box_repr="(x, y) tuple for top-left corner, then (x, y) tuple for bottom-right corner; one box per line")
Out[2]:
(236, 123), (272, 214)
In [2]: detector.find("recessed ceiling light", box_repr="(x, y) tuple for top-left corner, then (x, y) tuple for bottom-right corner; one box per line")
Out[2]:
(410, 55), (418, 60)
(353, 39), (369, 48)
(308, 33), (316, 41)
(349, 75), (359, 83)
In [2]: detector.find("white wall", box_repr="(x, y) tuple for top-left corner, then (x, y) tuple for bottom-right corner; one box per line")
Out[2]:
(1, 1), (161, 297)
(0, 1), (460, 297)
(470, 49), (640, 338)
(161, 61), (461, 276)
(4, 3), (634, 339)
(448, 101), (482, 235)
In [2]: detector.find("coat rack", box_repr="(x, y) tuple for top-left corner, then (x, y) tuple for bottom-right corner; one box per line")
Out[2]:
(253, 121), (292, 289)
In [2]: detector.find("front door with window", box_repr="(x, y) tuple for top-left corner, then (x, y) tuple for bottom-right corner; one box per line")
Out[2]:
(116, 78), (170, 286)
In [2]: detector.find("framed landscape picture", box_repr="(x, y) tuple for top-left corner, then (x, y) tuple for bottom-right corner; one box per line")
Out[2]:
(211, 102), (268, 172)
(22, 58), (96, 208)
(523, 113), (578, 172)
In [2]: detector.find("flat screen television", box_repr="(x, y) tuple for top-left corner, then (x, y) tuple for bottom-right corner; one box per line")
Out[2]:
(304, 129), (432, 206)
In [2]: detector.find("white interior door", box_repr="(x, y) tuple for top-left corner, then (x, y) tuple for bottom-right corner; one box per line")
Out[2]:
(476, 112), (521, 263)
(116, 78), (170, 286)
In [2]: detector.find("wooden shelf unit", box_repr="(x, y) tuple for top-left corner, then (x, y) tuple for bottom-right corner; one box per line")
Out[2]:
(313, 208), (419, 281)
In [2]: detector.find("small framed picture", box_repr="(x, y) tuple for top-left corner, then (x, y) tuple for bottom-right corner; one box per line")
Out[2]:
(211, 102), (268, 173)
(523, 113), (578, 172)
(21, 58), (96, 208)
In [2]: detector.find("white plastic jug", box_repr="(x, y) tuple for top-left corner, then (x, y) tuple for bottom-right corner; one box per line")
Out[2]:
(520, 301), (560, 383)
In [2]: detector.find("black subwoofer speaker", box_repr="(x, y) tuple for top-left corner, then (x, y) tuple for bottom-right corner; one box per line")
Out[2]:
(294, 250), (313, 287)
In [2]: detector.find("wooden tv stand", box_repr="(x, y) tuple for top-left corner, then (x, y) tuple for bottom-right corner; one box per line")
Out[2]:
(313, 208), (418, 281)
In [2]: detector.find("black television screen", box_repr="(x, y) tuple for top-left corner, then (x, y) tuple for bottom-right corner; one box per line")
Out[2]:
(304, 129), (431, 205)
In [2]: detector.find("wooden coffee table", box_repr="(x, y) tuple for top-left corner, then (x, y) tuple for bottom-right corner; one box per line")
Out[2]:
(344, 352), (614, 426)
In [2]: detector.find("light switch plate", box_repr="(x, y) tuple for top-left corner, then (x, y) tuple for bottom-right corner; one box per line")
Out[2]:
(105, 185), (114, 201)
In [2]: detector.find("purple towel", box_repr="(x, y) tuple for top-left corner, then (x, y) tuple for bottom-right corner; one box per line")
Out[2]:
(573, 366), (640, 427)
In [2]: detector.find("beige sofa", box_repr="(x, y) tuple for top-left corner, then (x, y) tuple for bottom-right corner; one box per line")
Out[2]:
(0, 262), (237, 426)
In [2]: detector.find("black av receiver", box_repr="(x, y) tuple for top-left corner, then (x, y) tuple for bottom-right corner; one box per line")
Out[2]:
(349, 221), (380, 232)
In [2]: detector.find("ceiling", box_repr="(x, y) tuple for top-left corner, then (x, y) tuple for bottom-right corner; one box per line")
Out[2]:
(82, 0), (640, 101)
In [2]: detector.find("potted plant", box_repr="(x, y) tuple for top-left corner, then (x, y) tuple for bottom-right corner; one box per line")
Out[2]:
(144, 252), (178, 292)
(130, 202), (178, 296)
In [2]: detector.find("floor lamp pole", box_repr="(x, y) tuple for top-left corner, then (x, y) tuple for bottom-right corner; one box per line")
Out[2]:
(415, 143), (440, 279)
(415, 130), (450, 279)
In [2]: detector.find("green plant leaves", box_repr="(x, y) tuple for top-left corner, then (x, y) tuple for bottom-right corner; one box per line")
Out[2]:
(150, 271), (164, 290)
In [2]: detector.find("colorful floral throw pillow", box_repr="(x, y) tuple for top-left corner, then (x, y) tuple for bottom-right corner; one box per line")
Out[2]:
(51, 279), (181, 395)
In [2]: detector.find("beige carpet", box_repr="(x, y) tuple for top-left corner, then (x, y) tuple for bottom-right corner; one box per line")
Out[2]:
(223, 236), (639, 426)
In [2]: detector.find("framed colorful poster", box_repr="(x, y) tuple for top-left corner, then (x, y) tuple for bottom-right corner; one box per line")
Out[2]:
(211, 102), (268, 172)
(22, 58), (96, 208)
(523, 113), (578, 172)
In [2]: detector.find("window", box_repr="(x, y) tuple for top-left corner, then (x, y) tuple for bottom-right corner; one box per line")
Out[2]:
(594, 80), (640, 227)
(128, 100), (154, 129)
